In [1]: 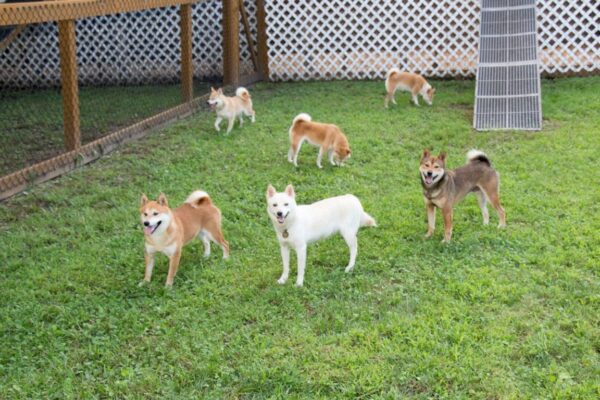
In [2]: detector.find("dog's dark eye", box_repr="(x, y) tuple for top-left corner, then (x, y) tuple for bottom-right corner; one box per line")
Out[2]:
(143, 213), (148, 216)
(284, 203), (289, 206)
(273, 203), (277, 207)
(153, 212), (158, 216)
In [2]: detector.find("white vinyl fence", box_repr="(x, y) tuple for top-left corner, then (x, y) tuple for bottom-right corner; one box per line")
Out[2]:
(0, 0), (597, 87)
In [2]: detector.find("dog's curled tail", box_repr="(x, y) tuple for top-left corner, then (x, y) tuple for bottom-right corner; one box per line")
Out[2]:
(236, 87), (251, 101)
(361, 212), (377, 228)
(466, 149), (491, 166)
(185, 190), (212, 207)
(292, 113), (312, 125)
(385, 68), (401, 93)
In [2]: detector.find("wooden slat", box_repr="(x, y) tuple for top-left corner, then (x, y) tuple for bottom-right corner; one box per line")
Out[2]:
(0, 0), (203, 26)
(238, 0), (258, 72)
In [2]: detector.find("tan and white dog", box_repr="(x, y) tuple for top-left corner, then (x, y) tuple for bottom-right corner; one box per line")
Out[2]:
(139, 191), (229, 287)
(420, 149), (506, 242)
(385, 69), (435, 107)
(266, 184), (376, 287)
(207, 87), (255, 134)
(287, 113), (351, 168)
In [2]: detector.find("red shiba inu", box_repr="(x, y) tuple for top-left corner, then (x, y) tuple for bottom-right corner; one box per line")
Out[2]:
(385, 69), (436, 107)
(139, 191), (229, 287)
(420, 149), (506, 242)
(207, 87), (255, 134)
(287, 113), (351, 169)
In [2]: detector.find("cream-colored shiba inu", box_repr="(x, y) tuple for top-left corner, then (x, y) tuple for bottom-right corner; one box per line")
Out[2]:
(420, 149), (506, 243)
(385, 69), (436, 107)
(266, 184), (376, 287)
(287, 113), (351, 168)
(207, 87), (255, 134)
(139, 191), (229, 287)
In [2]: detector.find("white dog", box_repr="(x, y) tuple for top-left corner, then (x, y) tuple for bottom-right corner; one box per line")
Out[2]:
(266, 184), (376, 287)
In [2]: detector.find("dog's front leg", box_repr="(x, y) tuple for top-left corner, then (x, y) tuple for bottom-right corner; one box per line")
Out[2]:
(412, 94), (420, 106)
(226, 117), (235, 134)
(277, 245), (290, 284)
(140, 251), (155, 286)
(441, 207), (453, 243)
(295, 244), (307, 287)
(316, 147), (325, 169)
(165, 249), (182, 287)
(425, 202), (436, 238)
(328, 149), (335, 166)
(214, 117), (222, 131)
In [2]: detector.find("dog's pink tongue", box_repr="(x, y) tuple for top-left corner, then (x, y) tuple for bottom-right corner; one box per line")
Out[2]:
(144, 226), (153, 235)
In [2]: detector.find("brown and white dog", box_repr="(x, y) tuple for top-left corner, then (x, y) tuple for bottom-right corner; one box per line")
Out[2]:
(420, 149), (506, 242)
(207, 87), (255, 134)
(139, 191), (229, 287)
(287, 113), (351, 168)
(385, 69), (435, 107)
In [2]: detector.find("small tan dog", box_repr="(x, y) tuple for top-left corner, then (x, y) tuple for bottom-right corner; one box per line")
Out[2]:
(385, 69), (435, 107)
(207, 87), (255, 134)
(420, 149), (506, 242)
(287, 113), (351, 168)
(139, 191), (229, 287)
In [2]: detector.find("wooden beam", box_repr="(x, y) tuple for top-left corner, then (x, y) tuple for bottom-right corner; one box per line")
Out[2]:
(0, 0), (203, 26)
(222, 0), (240, 85)
(238, 0), (258, 72)
(179, 3), (193, 102)
(57, 19), (81, 151)
(256, 0), (269, 80)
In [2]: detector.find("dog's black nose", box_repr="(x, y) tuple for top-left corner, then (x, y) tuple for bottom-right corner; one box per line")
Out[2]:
(143, 221), (150, 226)
(427, 171), (433, 177)
(276, 211), (283, 217)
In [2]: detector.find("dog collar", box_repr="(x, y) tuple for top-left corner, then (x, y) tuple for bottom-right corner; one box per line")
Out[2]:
(282, 229), (289, 238)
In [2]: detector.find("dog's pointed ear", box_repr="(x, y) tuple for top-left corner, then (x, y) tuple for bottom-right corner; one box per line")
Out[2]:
(438, 151), (447, 162)
(266, 184), (276, 199)
(217, 88), (223, 94)
(210, 86), (215, 92)
(422, 149), (430, 159)
(157, 192), (168, 206)
(285, 184), (295, 198)
(432, 88), (436, 94)
(140, 193), (149, 207)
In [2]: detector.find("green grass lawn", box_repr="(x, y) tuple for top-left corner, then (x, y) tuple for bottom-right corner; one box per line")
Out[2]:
(0, 81), (212, 176)
(0, 77), (599, 399)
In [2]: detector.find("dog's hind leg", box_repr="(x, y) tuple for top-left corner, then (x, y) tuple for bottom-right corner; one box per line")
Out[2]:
(481, 184), (506, 228)
(475, 189), (490, 225)
(342, 230), (358, 273)
(199, 230), (211, 257)
(291, 139), (303, 167)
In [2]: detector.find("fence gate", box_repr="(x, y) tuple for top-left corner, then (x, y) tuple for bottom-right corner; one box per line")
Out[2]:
(474, 0), (542, 130)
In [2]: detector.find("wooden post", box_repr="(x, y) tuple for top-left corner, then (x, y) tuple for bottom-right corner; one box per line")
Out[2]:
(57, 19), (81, 151)
(180, 3), (193, 102)
(256, 0), (269, 80)
(222, 0), (240, 85)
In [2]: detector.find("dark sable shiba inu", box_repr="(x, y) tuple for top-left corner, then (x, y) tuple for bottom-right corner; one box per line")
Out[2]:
(420, 149), (506, 242)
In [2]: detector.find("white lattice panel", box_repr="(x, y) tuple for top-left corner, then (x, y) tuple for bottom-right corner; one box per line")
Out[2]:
(265, 0), (599, 81)
(0, 0), (257, 88)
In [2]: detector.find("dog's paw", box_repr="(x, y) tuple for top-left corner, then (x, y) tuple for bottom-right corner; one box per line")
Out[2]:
(295, 281), (304, 288)
(138, 280), (149, 287)
(277, 277), (287, 285)
(441, 239), (451, 244)
(344, 266), (354, 273)
(498, 223), (506, 229)
(424, 232), (433, 239)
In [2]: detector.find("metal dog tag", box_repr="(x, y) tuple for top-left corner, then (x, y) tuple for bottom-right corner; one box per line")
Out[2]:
(282, 230), (289, 238)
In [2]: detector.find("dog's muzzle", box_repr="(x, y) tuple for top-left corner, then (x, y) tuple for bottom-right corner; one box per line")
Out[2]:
(423, 171), (437, 185)
(143, 220), (162, 235)
(275, 211), (287, 224)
